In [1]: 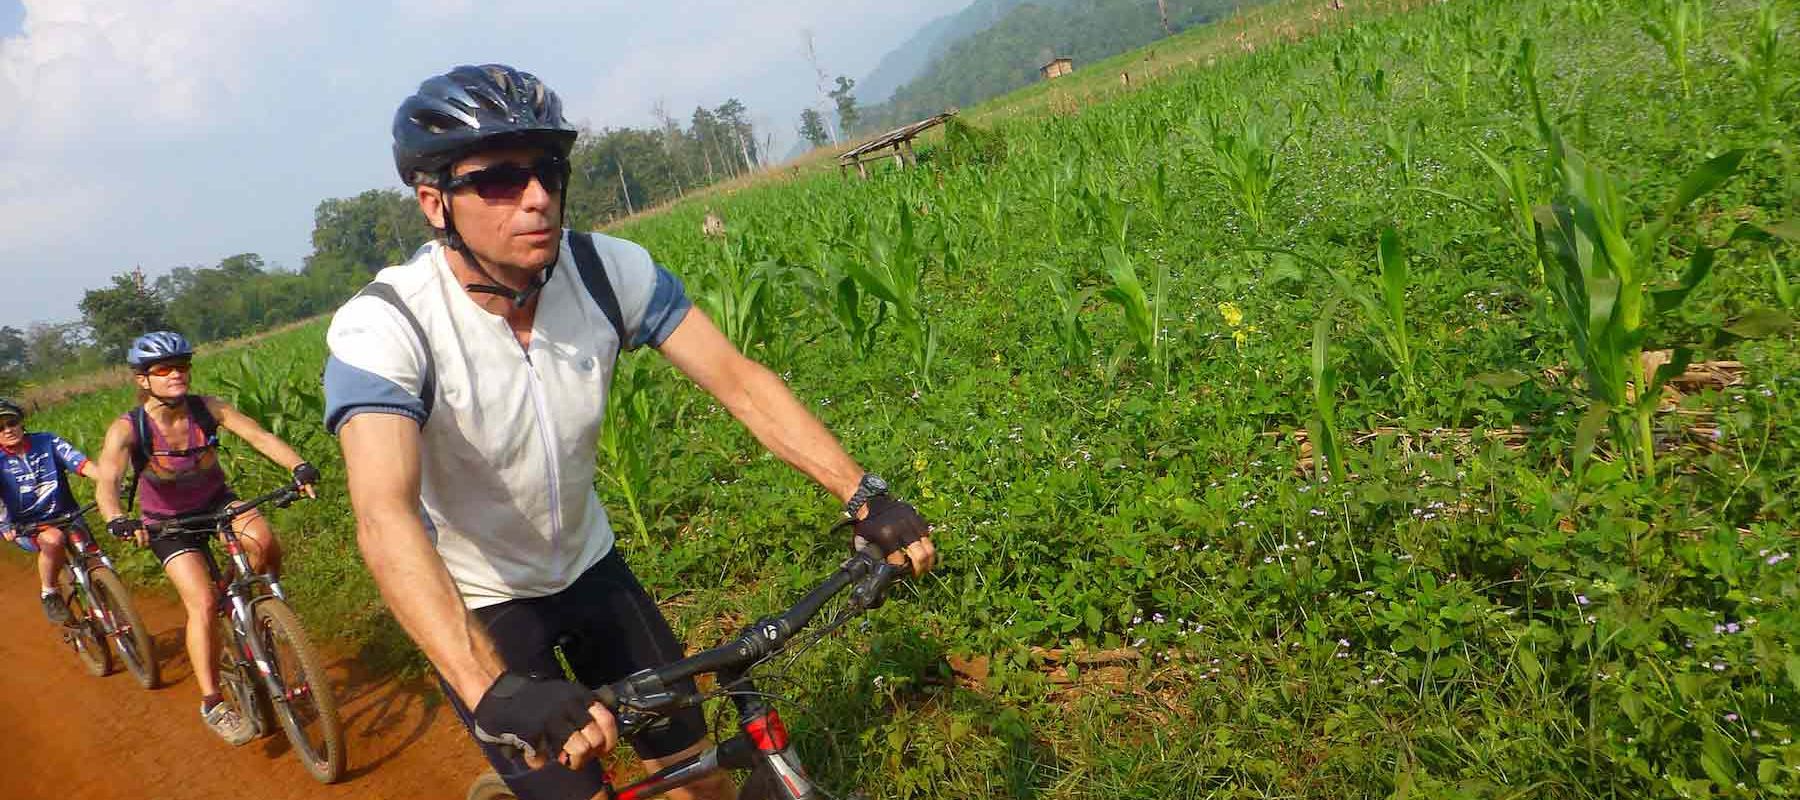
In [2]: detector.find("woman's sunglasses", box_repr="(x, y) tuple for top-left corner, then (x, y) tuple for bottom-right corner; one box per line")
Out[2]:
(145, 361), (192, 378)
(446, 156), (570, 203)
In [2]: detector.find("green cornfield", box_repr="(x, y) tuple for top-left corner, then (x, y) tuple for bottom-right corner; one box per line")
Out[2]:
(17, 0), (1800, 796)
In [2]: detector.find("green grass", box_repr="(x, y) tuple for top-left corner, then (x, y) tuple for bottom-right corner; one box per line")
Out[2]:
(17, 0), (1800, 796)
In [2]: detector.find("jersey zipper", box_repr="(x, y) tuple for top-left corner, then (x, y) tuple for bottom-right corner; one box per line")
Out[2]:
(519, 344), (565, 556)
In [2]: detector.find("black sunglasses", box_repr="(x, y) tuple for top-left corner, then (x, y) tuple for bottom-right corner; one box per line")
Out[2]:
(445, 156), (570, 202)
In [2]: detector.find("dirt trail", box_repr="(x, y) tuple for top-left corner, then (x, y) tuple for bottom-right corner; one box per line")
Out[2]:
(0, 557), (489, 800)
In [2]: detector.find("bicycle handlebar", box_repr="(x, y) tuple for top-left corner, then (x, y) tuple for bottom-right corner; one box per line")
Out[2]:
(144, 481), (306, 538)
(23, 502), (97, 534)
(594, 550), (909, 723)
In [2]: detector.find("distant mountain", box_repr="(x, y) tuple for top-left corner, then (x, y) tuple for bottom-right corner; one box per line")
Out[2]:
(858, 0), (1257, 132)
(855, 0), (1045, 107)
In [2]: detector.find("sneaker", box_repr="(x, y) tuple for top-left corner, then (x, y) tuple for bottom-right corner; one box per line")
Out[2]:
(201, 700), (257, 746)
(40, 593), (72, 625)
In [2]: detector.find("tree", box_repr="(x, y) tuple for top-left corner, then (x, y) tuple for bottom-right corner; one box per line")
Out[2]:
(830, 76), (860, 135)
(24, 323), (84, 372)
(0, 325), (26, 391)
(798, 109), (831, 148)
(801, 30), (841, 144)
(80, 272), (168, 358)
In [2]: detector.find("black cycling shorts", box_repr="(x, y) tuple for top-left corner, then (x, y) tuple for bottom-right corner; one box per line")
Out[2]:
(146, 492), (238, 566)
(442, 549), (707, 800)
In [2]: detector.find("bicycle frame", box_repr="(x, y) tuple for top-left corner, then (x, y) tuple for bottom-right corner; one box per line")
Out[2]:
(148, 486), (306, 718)
(29, 507), (126, 638)
(593, 550), (905, 800)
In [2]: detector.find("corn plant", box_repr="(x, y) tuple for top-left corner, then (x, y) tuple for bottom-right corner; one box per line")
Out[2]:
(846, 203), (940, 390)
(1533, 142), (1746, 483)
(1641, 0), (1705, 98)
(1311, 296), (1348, 484)
(1098, 246), (1168, 386)
(1428, 53), (1475, 113)
(1331, 227), (1419, 412)
(1192, 110), (1291, 233)
(692, 236), (774, 353)
(1078, 184), (1133, 249)
(1048, 273), (1094, 369)
(1473, 141), (1541, 257)
(1727, 1), (1791, 129)
(598, 354), (657, 538)
(1381, 120), (1421, 188)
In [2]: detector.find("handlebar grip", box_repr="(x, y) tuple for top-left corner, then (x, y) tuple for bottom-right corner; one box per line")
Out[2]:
(593, 686), (617, 710)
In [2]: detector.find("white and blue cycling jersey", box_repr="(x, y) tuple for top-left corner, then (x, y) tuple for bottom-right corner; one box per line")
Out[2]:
(323, 231), (691, 608)
(0, 432), (89, 534)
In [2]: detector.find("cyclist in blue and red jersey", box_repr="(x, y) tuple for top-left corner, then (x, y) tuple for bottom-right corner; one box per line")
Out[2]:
(0, 397), (100, 625)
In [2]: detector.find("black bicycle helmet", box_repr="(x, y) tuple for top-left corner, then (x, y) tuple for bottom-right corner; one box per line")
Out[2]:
(392, 64), (578, 186)
(0, 397), (23, 422)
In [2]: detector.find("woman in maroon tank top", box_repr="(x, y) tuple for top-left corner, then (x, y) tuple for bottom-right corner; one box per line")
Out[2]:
(91, 332), (321, 748)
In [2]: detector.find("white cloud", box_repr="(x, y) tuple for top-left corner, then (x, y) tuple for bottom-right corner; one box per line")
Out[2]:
(0, 0), (968, 326)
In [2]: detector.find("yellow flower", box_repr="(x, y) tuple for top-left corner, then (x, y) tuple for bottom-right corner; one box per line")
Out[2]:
(1217, 302), (1245, 329)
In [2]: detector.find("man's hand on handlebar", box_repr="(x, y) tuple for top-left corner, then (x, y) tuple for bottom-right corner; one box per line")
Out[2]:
(109, 516), (148, 548)
(472, 672), (619, 772)
(291, 462), (320, 500)
(853, 495), (936, 577)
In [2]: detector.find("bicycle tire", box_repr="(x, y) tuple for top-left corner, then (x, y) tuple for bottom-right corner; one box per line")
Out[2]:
(465, 771), (514, 800)
(736, 764), (784, 800)
(89, 567), (159, 689)
(255, 599), (346, 784)
(62, 578), (113, 677)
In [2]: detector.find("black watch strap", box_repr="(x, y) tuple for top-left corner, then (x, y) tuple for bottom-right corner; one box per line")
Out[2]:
(843, 473), (888, 519)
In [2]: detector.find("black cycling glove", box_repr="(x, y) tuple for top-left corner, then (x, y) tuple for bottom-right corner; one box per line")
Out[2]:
(850, 495), (928, 558)
(470, 672), (597, 762)
(292, 462), (321, 488)
(108, 517), (141, 540)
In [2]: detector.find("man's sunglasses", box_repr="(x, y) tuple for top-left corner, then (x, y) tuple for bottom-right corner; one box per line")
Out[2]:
(145, 361), (192, 378)
(445, 156), (570, 202)
(0, 417), (21, 431)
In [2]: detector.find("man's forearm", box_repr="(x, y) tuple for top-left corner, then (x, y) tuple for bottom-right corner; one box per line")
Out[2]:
(358, 509), (503, 704)
(716, 358), (864, 503)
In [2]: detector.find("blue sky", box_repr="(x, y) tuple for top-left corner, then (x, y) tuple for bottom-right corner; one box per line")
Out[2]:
(0, 0), (966, 328)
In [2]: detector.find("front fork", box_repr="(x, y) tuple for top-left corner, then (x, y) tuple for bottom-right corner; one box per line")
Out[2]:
(220, 542), (293, 707)
(610, 671), (817, 800)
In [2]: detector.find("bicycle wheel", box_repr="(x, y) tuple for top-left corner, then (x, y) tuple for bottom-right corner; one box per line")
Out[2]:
(736, 764), (781, 800)
(61, 578), (113, 677)
(465, 771), (515, 800)
(89, 567), (160, 689)
(255, 599), (345, 783)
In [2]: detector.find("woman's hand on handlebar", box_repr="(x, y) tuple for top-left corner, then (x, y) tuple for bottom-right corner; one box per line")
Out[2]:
(109, 516), (148, 548)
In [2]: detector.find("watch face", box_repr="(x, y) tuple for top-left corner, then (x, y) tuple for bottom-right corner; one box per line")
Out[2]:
(864, 474), (888, 493)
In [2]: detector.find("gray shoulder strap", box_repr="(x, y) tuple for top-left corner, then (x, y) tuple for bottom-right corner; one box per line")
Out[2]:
(354, 282), (437, 420)
(567, 231), (626, 344)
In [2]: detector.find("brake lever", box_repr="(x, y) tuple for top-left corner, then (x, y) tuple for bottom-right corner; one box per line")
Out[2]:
(850, 560), (907, 611)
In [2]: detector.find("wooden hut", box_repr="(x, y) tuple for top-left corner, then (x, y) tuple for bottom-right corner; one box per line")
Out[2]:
(1040, 57), (1074, 80)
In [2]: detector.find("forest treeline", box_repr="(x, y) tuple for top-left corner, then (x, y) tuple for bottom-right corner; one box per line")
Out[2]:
(0, 99), (770, 393)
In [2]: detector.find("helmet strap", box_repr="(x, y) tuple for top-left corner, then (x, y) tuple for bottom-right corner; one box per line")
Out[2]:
(438, 175), (565, 310)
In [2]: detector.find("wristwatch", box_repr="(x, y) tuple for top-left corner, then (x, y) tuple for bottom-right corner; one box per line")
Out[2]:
(843, 473), (889, 519)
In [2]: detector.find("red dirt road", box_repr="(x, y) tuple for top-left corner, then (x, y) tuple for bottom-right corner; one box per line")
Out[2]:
(0, 557), (489, 800)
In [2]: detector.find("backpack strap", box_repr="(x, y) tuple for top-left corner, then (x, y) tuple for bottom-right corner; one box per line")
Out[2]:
(124, 395), (221, 512)
(567, 231), (626, 345)
(354, 282), (438, 420)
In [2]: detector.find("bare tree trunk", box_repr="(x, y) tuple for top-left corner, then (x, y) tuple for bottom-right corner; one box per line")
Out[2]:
(1158, 0), (1173, 35)
(617, 160), (634, 216)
